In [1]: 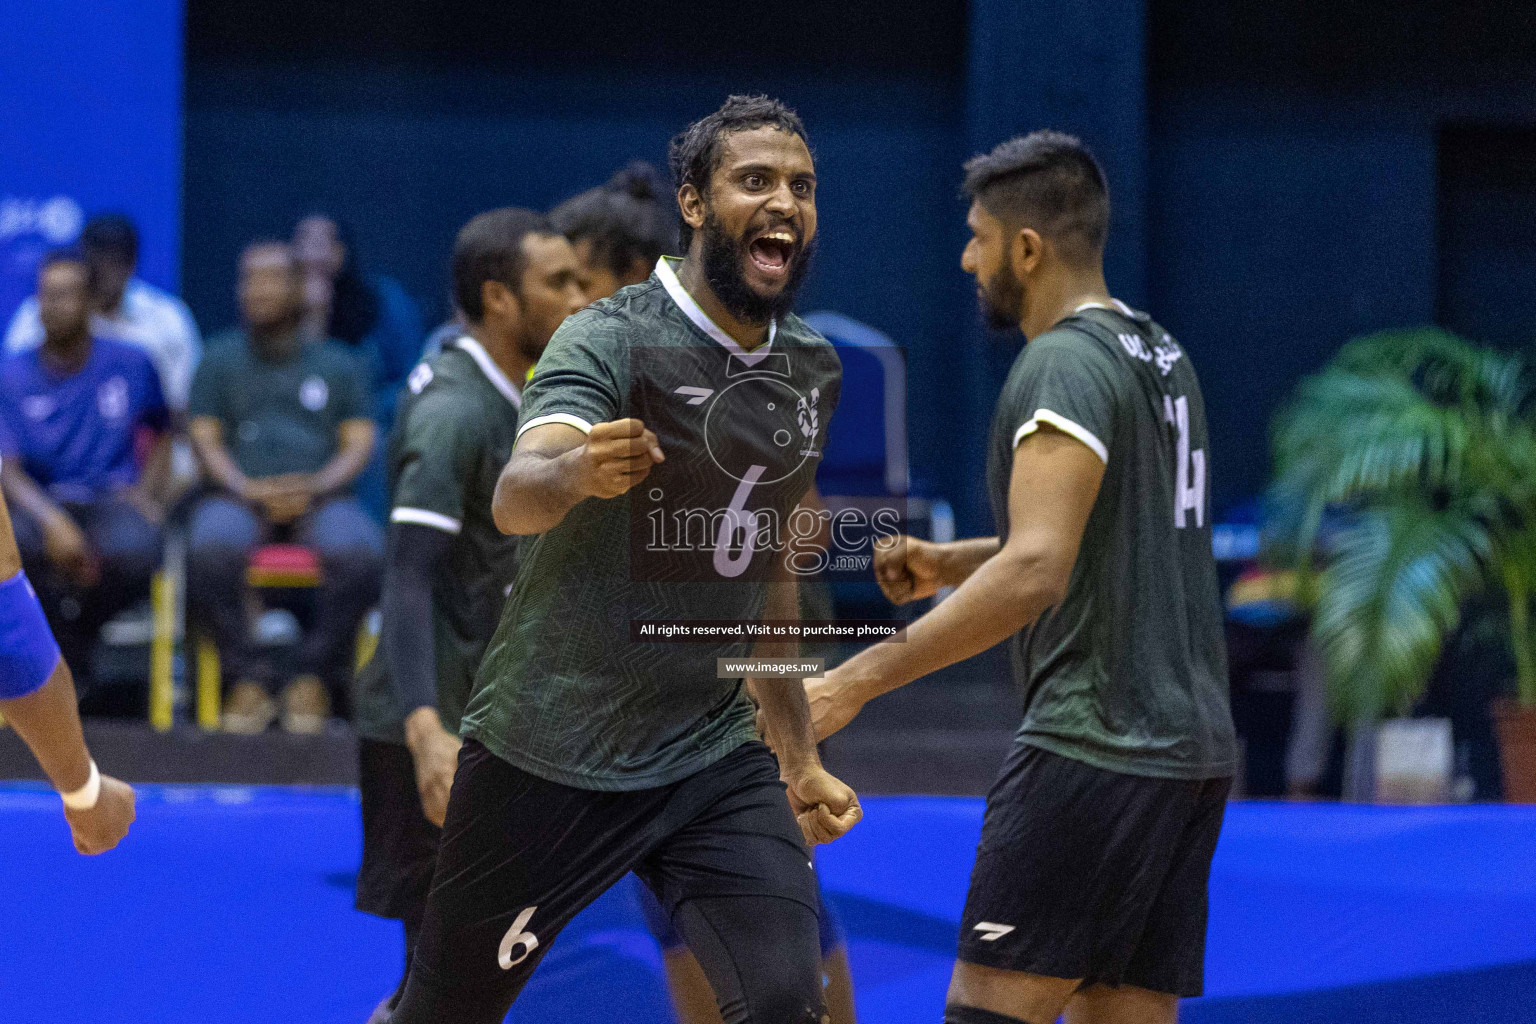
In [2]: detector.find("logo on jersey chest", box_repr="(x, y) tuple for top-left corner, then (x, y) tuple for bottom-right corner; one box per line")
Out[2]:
(299, 375), (329, 412)
(629, 346), (832, 582)
(97, 376), (130, 422)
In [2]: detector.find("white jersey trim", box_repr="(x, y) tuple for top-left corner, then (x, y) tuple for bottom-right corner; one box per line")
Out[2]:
(1072, 298), (1139, 318)
(391, 507), (463, 534)
(1013, 408), (1109, 464)
(654, 256), (776, 366)
(517, 413), (594, 441)
(453, 337), (522, 409)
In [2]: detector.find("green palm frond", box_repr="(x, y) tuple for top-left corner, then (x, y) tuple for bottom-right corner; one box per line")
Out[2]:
(1268, 326), (1536, 718)
(1312, 502), (1492, 720)
(1275, 370), (1470, 500)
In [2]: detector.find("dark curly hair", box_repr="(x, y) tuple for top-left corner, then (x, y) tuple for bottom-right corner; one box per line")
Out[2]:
(667, 95), (808, 248)
(962, 131), (1109, 264)
(549, 161), (679, 278)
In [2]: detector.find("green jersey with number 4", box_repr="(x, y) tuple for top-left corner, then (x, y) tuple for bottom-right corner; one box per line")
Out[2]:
(987, 302), (1236, 780)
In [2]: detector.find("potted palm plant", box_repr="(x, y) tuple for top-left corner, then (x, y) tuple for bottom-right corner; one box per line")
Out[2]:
(1269, 328), (1536, 801)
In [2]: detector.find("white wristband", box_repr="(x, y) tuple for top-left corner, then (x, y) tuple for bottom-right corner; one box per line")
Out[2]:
(60, 759), (101, 811)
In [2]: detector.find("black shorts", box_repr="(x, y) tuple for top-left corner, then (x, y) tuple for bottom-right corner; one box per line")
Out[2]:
(392, 739), (825, 1024)
(958, 743), (1231, 998)
(355, 738), (441, 924)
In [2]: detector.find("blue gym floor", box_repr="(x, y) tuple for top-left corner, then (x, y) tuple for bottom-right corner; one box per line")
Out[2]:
(2, 786), (1534, 1024)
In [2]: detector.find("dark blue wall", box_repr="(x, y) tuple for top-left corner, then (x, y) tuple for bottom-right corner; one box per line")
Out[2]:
(182, 0), (1536, 531)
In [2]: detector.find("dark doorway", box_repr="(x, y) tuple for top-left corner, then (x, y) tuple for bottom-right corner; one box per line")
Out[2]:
(1437, 124), (1536, 351)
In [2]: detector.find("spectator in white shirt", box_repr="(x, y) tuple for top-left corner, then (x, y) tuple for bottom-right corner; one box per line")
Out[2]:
(5, 214), (202, 412)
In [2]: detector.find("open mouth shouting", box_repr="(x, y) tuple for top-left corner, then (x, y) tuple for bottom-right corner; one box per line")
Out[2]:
(746, 226), (800, 287)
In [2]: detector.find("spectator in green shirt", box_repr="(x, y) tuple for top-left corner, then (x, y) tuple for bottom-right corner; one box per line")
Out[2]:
(187, 240), (382, 734)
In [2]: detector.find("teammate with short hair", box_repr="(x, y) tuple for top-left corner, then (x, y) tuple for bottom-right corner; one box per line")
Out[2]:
(0, 456), (135, 854)
(351, 207), (585, 1022)
(805, 132), (1236, 1024)
(389, 95), (860, 1024)
(553, 176), (858, 1024)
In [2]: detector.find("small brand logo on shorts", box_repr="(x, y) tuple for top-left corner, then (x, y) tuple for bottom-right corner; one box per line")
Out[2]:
(972, 921), (1016, 942)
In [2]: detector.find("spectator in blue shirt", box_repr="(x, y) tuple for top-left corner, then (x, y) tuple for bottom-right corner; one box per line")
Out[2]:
(6, 214), (202, 413)
(0, 249), (170, 694)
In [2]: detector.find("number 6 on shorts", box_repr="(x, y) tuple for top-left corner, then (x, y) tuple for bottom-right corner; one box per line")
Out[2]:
(497, 906), (540, 970)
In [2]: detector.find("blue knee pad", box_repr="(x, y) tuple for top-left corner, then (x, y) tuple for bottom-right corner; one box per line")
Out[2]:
(0, 571), (62, 698)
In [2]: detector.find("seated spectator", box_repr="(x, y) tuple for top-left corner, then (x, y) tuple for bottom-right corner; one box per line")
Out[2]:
(5, 213), (202, 413)
(550, 161), (679, 300)
(0, 249), (170, 696)
(293, 215), (423, 479)
(188, 241), (382, 735)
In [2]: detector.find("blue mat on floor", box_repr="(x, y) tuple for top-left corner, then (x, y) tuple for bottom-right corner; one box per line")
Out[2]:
(1, 786), (1533, 1023)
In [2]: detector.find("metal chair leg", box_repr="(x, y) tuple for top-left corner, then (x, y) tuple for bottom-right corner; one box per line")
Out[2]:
(196, 637), (221, 731)
(149, 570), (176, 732)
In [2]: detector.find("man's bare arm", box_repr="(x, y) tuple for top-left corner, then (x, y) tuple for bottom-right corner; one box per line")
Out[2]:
(933, 537), (1004, 583)
(0, 456), (71, 540)
(812, 428), (1105, 735)
(188, 416), (252, 496)
(0, 457), (93, 585)
(752, 508), (861, 844)
(491, 419), (663, 536)
(872, 535), (1000, 605)
(0, 489), (134, 853)
(309, 418), (377, 497)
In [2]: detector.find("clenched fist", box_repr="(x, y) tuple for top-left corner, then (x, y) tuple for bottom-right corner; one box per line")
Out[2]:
(873, 534), (945, 605)
(577, 418), (665, 499)
(64, 775), (136, 855)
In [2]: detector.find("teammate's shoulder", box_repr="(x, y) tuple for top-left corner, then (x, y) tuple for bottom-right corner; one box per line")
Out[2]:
(404, 347), (487, 408)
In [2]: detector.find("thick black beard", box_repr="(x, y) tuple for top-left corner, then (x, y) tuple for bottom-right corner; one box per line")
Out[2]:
(978, 249), (1023, 331)
(698, 211), (816, 325)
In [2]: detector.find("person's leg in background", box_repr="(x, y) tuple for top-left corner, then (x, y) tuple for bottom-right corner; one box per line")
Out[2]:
(68, 495), (162, 713)
(186, 493), (270, 731)
(291, 496), (383, 731)
(6, 504), (86, 680)
(355, 738), (440, 1024)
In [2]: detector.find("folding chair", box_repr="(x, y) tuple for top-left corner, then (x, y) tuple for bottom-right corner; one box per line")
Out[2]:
(148, 543), (376, 732)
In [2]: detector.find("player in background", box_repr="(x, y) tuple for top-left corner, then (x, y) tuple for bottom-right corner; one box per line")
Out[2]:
(350, 208), (585, 1023)
(552, 160), (680, 299)
(0, 461), (135, 854)
(556, 170), (858, 1024)
(804, 133), (1236, 1024)
(389, 95), (859, 1024)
